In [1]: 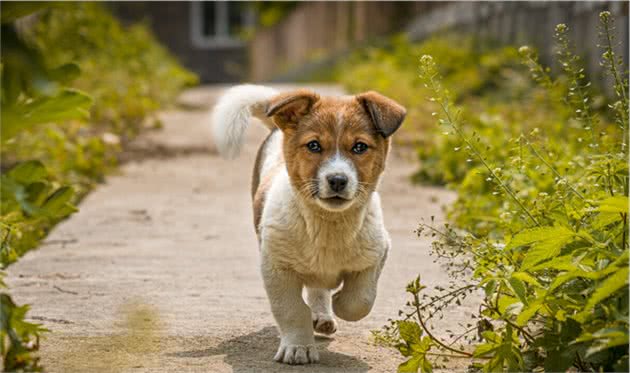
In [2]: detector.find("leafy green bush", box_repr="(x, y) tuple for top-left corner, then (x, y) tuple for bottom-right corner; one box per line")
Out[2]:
(372, 12), (628, 373)
(27, 3), (197, 136)
(1, 3), (196, 370)
(1, 2), (197, 267)
(335, 33), (615, 188)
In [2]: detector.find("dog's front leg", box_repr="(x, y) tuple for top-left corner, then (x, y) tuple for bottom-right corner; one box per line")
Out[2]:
(261, 255), (319, 364)
(333, 250), (387, 322)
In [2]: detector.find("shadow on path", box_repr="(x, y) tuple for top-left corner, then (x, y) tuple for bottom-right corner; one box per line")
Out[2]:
(167, 326), (370, 372)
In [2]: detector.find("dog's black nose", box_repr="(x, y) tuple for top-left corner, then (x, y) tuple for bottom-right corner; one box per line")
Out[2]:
(327, 174), (348, 193)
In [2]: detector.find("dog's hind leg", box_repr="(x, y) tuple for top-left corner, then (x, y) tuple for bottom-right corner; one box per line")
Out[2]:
(305, 287), (338, 335)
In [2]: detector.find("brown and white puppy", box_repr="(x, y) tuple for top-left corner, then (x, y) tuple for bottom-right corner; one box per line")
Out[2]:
(211, 85), (405, 365)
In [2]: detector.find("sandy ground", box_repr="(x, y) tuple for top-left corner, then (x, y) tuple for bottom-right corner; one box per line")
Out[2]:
(6, 85), (478, 372)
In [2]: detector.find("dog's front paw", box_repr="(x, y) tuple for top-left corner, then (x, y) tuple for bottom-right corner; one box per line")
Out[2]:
(312, 313), (338, 335)
(274, 343), (319, 365)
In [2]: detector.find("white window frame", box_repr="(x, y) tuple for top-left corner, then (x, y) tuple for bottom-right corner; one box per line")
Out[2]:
(190, 1), (247, 49)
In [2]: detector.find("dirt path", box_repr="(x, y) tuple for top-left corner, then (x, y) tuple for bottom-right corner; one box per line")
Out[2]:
(6, 85), (475, 372)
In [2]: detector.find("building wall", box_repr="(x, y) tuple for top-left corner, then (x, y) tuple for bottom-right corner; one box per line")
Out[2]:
(110, 1), (247, 83)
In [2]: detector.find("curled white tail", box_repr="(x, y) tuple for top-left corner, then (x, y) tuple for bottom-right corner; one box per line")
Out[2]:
(211, 84), (278, 159)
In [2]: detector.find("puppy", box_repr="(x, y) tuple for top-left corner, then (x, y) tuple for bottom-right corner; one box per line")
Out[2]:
(211, 85), (405, 365)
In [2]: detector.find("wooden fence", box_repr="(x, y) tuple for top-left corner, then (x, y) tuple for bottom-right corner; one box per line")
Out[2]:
(405, 1), (629, 82)
(249, 1), (441, 81)
(249, 1), (628, 85)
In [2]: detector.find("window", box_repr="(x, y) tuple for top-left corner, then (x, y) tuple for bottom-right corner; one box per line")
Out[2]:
(190, 1), (253, 49)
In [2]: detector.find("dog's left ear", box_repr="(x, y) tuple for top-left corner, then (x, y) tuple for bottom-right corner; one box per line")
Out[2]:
(266, 89), (320, 130)
(356, 91), (406, 138)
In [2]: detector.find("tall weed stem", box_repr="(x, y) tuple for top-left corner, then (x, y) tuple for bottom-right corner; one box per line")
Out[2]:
(420, 55), (541, 227)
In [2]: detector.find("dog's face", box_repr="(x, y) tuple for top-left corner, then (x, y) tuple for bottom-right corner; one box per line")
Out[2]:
(267, 90), (406, 212)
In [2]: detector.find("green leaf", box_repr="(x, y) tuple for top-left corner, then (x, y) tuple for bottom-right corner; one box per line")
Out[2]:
(596, 196), (628, 214)
(511, 271), (542, 288)
(1, 88), (93, 141)
(398, 321), (422, 344)
(6, 161), (47, 184)
(40, 186), (77, 218)
(497, 296), (518, 314)
(48, 63), (81, 84)
(583, 266), (629, 311)
(473, 343), (499, 358)
(508, 226), (576, 270)
(484, 279), (497, 297)
(25, 182), (49, 206)
(546, 262), (620, 293)
(522, 238), (574, 269)
(399, 356), (421, 373)
(527, 255), (576, 272)
(397, 333), (432, 373)
(544, 346), (577, 373)
(592, 196), (628, 229)
(576, 327), (630, 357)
(555, 309), (566, 321)
(585, 336), (628, 357)
(482, 330), (501, 344)
(593, 211), (623, 229)
(516, 302), (542, 326)
(22, 88), (93, 125)
(508, 225), (574, 250)
(508, 277), (529, 305)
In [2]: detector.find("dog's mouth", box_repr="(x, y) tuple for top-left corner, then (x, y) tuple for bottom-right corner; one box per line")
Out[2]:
(317, 195), (352, 210)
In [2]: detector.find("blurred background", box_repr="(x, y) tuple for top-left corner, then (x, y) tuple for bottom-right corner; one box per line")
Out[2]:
(109, 1), (628, 83)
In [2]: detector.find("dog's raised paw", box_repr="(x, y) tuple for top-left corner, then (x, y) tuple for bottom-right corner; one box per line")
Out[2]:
(274, 344), (319, 365)
(313, 313), (338, 335)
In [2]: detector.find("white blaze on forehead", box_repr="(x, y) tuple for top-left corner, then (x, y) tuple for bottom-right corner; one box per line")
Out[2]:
(321, 152), (355, 176)
(336, 110), (344, 128)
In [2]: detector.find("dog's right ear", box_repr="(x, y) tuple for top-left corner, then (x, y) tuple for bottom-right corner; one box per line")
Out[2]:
(266, 89), (319, 130)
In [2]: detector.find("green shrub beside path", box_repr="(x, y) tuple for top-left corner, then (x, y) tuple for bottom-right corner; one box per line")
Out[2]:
(1, 3), (196, 370)
(338, 12), (628, 373)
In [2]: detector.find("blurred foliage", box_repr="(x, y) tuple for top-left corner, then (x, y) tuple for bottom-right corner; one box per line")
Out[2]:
(335, 34), (615, 187)
(250, 1), (298, 28)
(0, 2), (196, 370)
(0, 284), (48, 372)
(363, 13), (628, 373)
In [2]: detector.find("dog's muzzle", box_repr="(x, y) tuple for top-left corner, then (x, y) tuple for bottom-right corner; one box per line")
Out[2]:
(316, 155), (358, 211)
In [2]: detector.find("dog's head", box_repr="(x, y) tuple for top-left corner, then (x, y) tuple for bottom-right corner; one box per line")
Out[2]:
(266, 89), (406, 212)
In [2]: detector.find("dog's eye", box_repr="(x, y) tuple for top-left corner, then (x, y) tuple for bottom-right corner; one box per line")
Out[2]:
(352, 142), (368, 154)
(306, 140), (322, 153)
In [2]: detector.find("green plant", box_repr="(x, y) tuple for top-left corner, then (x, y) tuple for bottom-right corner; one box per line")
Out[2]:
(335, 34), (575, 186)
(0, 3), (196, 370)
(375, 13), (628, 373)
(1, 278), (48, 372)
(1, 161), (77, 266)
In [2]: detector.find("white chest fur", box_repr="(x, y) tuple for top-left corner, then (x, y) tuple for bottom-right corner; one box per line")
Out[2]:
(259, 171), (389, 289)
